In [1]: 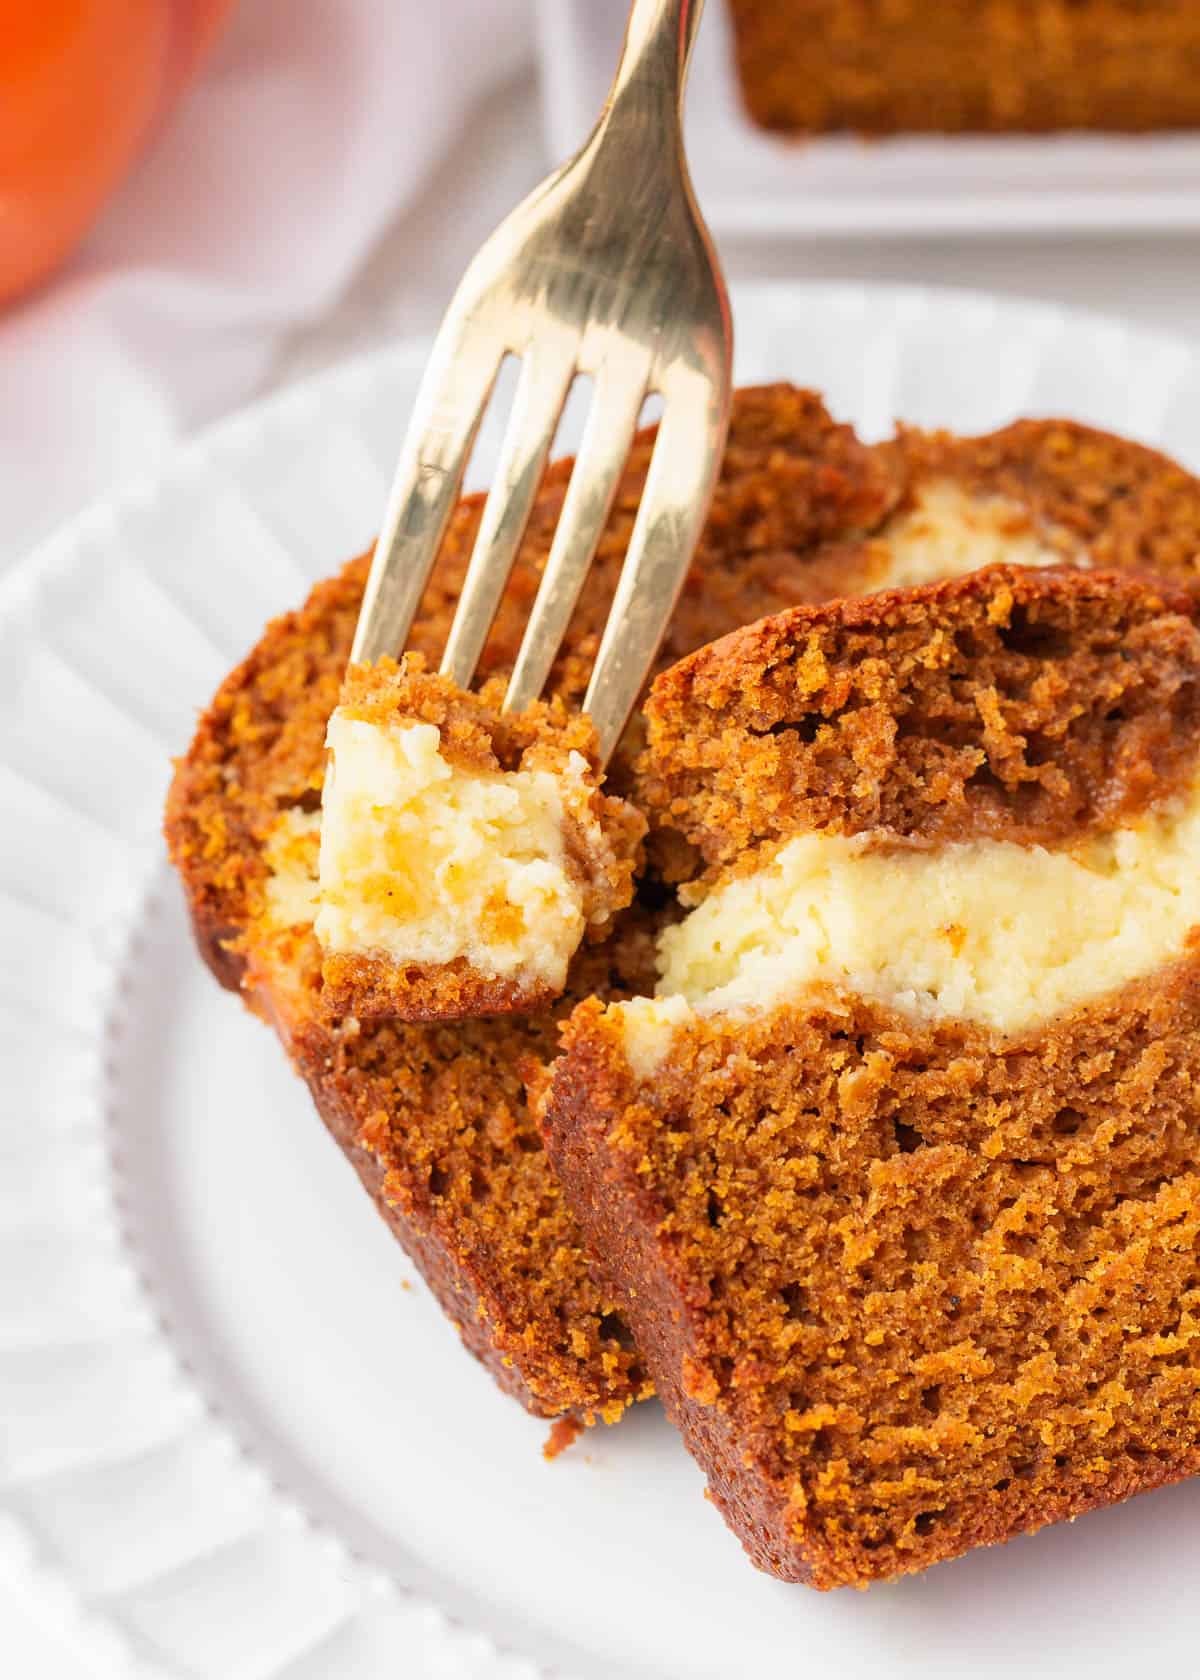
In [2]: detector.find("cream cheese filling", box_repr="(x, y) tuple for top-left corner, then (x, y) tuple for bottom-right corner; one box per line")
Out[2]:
(312, 713), (595, 989)
(617, 777), (1200, 1073)
(866, 481), (1072, 591)
(263, 808), (321, 927)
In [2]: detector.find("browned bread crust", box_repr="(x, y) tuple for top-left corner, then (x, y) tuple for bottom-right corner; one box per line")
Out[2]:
(252, 914), (660, 1417)
(727, 0), (1200, 134)
(164, 384), (895, 1421)
(636, 565), (1200, 888)
(321, 951), (558, 1026)
(165, 558), (655, 1420)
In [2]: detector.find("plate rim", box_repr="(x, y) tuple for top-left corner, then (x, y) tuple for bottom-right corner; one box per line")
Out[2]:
(6, 273), (1200, 616)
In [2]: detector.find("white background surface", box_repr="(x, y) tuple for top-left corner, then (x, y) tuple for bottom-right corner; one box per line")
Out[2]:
(8, 23), (1200, 1679)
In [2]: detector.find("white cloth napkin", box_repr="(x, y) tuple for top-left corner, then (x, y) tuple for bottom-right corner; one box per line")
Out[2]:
(0, 0), (536, 568)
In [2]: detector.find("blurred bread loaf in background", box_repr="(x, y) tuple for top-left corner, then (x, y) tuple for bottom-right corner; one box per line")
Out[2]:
(727, 0), (1200, 134)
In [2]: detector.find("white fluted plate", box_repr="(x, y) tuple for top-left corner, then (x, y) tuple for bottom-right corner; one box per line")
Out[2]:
(3, 283), (1200, 1680)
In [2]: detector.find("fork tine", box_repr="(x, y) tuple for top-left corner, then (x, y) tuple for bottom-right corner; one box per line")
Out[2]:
(439, 347), (577, 690)
(583, 371), (728, 763)
(351, 330), (501, 666)
(502, 363), (650, 717)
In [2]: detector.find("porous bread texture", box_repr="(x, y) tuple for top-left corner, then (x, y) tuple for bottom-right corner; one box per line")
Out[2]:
(541, 566), (1200, 1584)
(545, 976), (1200, 1585)
(639, 414), (1200, 885)
(165, 386), (1200, 1429)
(253, 898), (660, 1421)
(726, 0), (1200, 134)
(311, 658), (644, 1021)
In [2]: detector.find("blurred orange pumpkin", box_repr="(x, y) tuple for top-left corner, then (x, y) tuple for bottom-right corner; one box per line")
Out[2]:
(0, 0), (238, 307)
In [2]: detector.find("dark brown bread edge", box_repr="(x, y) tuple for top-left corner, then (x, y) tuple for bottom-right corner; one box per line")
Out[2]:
(540, 1010), (821, 1577)
(321, 951), (559, 1025)
(181, 894), (555, 1416)
(724, 2), (1200, 136)
(540, 1001), (1200, 1585)
(186, 897), (247, 995)
(635, 564), (1200, 893)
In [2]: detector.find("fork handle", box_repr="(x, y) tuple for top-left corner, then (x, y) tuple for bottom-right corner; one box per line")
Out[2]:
(604, 0), (704, 127)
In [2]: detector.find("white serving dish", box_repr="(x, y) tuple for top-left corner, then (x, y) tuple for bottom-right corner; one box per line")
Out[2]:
(537, 2), (1200, 238)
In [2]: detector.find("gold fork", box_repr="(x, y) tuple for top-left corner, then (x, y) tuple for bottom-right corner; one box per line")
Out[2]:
(350, 0), (732, 763)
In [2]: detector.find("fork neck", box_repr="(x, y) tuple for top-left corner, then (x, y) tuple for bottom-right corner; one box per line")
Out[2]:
(601, 0), (704, 135)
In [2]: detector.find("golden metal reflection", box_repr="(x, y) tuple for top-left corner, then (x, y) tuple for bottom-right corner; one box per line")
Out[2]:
(351, 0), (732, 762)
